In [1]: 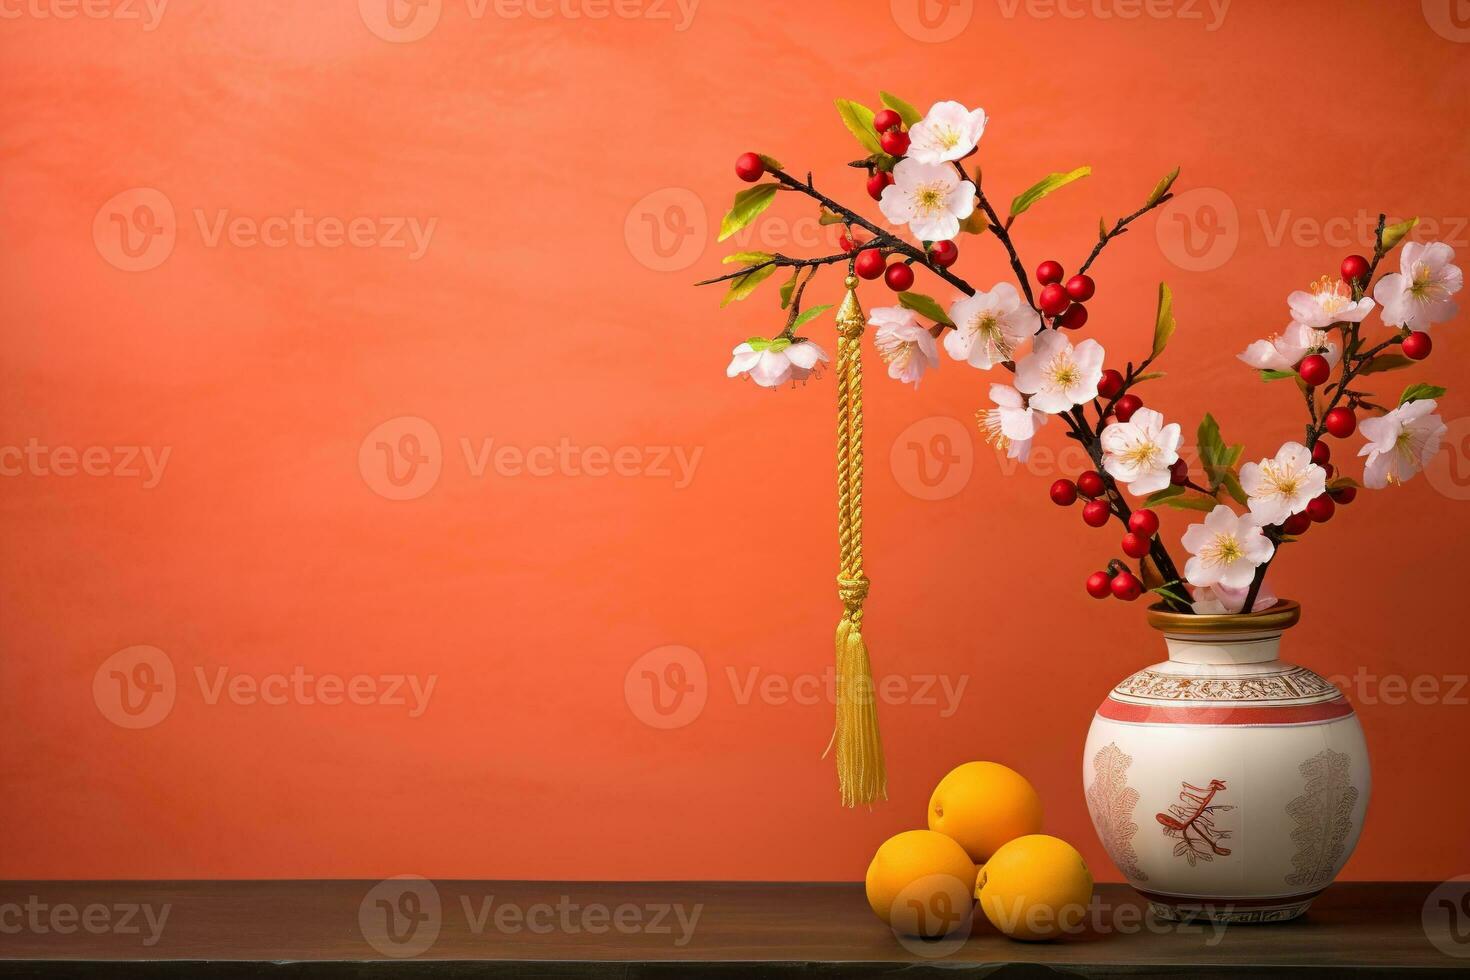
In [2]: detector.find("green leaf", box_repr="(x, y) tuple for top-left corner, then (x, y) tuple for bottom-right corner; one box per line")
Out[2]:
(1132, 371), (1166, 384)
(1152, 283), (1176, 358)
(1010, 166), (1091, 217)
(1381, 217), (1419, 253)
(1359, 353), (1414, 376)
(818, 208), (846, 226)
(1163, 494), (1220, 512)
(721, 264), (777, 306)
(778, 271), (799, 309)
(1149, 583), (1191, 605)
(1196, 413), (1238, 485)
(1144, 485), (1185, 505)
(1259, 369), (1297, 382)
(897, 291), (953, 326)
(1146, 166), (1180, 206)
(1327, 475), (1360, 492)
(1221, 470), (1248, 506)
(757, 154), (783, 172)
(1400, 382), (1448, 405)
(789, 304), (834, 332)
(878, 91), (923, 128)
(744, 336), (772, 351)
(722, 250), (774, 265)
(718, 184), (779, 242)
(834, 99), (884, 155)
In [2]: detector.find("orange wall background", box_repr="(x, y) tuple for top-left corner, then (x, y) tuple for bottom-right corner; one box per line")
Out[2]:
(3, 0), (1470, 882)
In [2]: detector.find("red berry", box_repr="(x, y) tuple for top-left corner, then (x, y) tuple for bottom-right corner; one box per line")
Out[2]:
(855, 248), (885, 280)
(884, 262), (915, 292)
(1050, 478), (1079, 506)
(1114, 393), (1143, 423)
(1110, 572), (1143, 602)
(1077, 470), (1106, 498)
(1039, 283), (1070, 316)
(1098, 369), (1125, 399)
(866, 171), (894, 201)
(1324, 407), (1357, 438)
(1311, 441), (1331, 466)
(1128, 509), (1160, 537)
(1340, 254), (1370, 284)
(1065, 274), (1096, 302)
(1306, 493), (1336, 523)
(1170, 459), (1190, 486)
(1122, 532), (1151, 559)
(1056, 303), (1089, 330)
(1036, 260), (1065, 285)
(1086, 571), (1113, 599)
(735, 152), (764, 183)
(928, 240), (959, 268)
(1403, 331), (1432, 360)
(1083, 499), (1112, 528)
(872, 109), (902, 134)
(1297, 353), (1331, 387)
(880, 129), (910, 156)
(1281, 512), (1312, 536)
(1332, 485), (1358, 505)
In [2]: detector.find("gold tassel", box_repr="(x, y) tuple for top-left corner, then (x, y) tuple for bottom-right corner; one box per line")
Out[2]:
(824, 274), (886, 807)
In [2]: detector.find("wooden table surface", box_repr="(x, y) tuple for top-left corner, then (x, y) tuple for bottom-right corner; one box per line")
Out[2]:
(0, 880), (1465, 977)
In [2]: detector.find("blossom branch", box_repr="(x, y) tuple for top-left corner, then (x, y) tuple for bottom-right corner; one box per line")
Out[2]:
(1078, 191), (1176, 276)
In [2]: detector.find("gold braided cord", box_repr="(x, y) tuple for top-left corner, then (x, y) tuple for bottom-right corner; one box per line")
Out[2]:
(826, 275), (886, 807)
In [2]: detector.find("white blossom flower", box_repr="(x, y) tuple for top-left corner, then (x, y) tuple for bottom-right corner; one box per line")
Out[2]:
(1013, 330), (1105, 414)
(725, 337), (828, 388)
(943, 283), (1039, 370)
(1181, 505), (1275, 590)
(1237, 321), (1342, 372)
(1373, 241), (1463, 330)
(868, 306), (939, 387)
(1357, 398), (1448, 488)
(1192, 580), (1278, 615)
(1100, 408), (1182, 496)
(907, 100), (988, 165)
(1288, 276), (1375, 328)
(1239, 441), (1327, 526)
(977, 383), (1047, 462)
(878, 159), (976, 242)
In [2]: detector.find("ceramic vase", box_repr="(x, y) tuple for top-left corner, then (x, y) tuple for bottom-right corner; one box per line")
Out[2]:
(1083, 600), (1370, 923)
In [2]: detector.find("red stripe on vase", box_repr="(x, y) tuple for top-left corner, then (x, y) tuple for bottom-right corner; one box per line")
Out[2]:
(1097, 697), (1355, 726)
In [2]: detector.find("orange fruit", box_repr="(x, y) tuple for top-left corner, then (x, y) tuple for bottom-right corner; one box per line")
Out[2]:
(864, 829), (977, 938)
(976, 834), (1094, 941)
(928, 761), (1043, 862)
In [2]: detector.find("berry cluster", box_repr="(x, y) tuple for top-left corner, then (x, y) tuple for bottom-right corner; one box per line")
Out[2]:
(1051, 472), (1161, 601)
(1035, 260), (1093, 331)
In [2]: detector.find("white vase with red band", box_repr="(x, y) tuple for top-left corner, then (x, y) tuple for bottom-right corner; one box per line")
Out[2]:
(1083, 600), (1370, 923)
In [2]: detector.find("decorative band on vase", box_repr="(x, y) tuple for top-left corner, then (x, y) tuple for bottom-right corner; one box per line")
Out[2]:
(1097, 696), (1356, 726)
